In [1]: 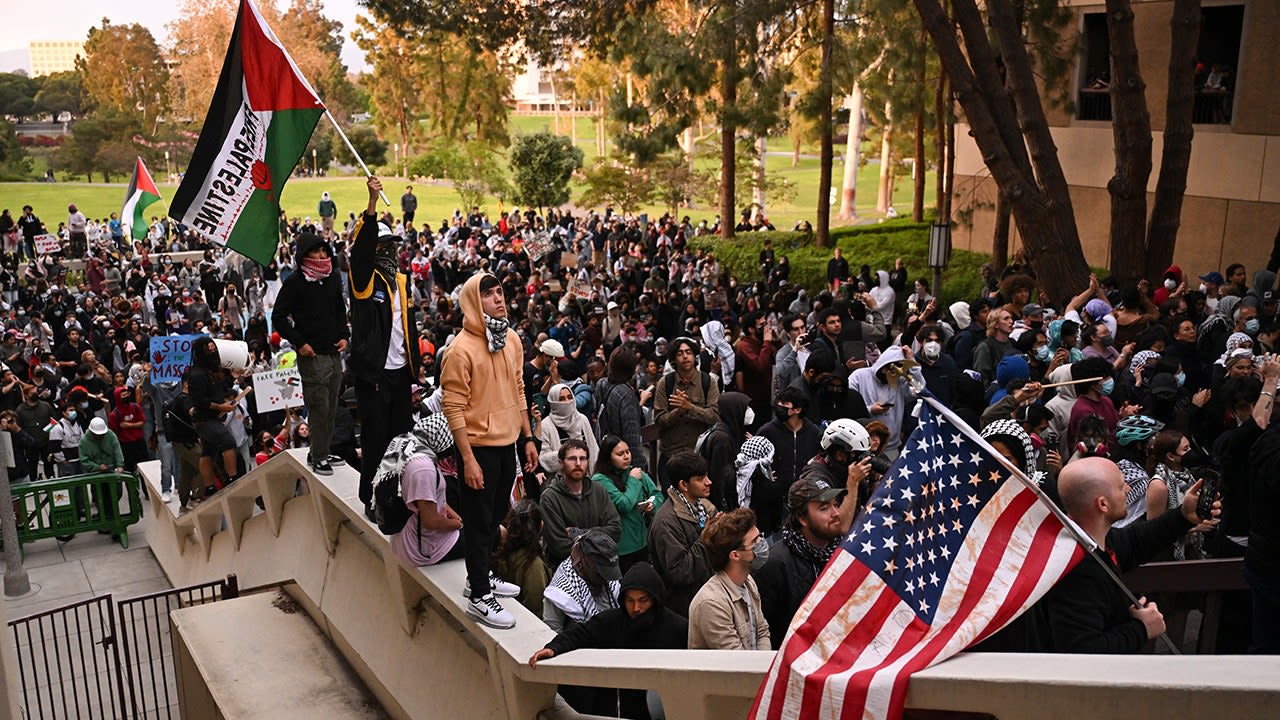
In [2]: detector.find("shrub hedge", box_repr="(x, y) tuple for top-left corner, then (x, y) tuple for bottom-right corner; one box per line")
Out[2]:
(688, 220), (991, 311)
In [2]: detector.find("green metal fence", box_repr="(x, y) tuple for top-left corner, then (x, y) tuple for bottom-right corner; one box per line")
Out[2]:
(5, 471), (142, 550)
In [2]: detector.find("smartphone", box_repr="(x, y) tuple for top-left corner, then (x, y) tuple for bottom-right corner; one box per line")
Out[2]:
(1196, 468), (1221, 521)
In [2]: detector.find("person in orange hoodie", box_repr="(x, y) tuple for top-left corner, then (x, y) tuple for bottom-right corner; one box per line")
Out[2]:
(441, 272), (539, 629)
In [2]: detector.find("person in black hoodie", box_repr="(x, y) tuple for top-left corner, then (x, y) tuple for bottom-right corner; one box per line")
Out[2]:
(348, 177), (421, 511)
(272, 231), (349, 476)
(528, 562), (687, 719)
(701, 391), (751, 510)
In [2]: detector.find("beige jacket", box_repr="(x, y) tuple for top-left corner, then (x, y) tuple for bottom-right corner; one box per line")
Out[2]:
(688, 571), (771, 651)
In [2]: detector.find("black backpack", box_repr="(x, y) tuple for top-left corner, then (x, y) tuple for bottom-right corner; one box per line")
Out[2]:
(372, 470), (414, 535)
(163, 393), (199, 444)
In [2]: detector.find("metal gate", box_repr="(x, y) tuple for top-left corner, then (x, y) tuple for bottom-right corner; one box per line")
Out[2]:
(8, 575), (239, 719)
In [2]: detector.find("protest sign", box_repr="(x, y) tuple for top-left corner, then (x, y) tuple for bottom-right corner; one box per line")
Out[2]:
(34, 234), (61, 255)
(560, 251), (578, 268)
(252, 367), (305, 413)
(567, 279), (593, 301)
(149, 335), (200, 383)
(523, 231), (554, 261)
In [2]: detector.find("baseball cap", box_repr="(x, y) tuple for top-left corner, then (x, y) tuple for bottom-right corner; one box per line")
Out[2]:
(89, 417), (109, 435)
(1148, 372), (1178, 400)
(1198, 271), (1225, 285)
(788, 477), (847, 513)
(1021, 303), (1044, 318)
(576, 530), (622, 582)
(539, 339), (565, 358)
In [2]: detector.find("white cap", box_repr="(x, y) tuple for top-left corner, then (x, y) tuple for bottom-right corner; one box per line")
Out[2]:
(539, 339), (565, 358)
(607, 301), (619, 310)
(89, 417), (109, 435)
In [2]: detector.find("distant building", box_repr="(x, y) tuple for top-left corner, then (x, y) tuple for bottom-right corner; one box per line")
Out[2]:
(511, 57), (569, 113)
(28, 40), (82, 77)
(950, 0), (1277, 277)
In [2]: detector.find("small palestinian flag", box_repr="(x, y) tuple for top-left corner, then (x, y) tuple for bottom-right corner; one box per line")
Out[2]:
(169, 0), (323, 264)
(122, 157), (163, 241)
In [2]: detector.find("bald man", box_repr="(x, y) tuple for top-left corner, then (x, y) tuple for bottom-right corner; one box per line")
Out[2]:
(1035, 457), (1217, 653)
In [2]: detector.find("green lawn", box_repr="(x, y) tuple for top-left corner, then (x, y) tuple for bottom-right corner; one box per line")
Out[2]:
(2, 123), (933, 233)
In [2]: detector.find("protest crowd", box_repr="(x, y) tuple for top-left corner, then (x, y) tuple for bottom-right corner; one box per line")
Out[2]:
(3, 174), (1280, 718)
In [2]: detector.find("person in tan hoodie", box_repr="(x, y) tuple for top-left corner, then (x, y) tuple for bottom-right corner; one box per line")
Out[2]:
(441, 272), (539, 629)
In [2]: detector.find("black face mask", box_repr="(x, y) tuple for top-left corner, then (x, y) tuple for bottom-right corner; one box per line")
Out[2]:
(1029, 320), (1044, 331)
(773, 405), (791, 424)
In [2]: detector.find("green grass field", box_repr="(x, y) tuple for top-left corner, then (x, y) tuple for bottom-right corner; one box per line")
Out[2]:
(3, 118), (933, 233)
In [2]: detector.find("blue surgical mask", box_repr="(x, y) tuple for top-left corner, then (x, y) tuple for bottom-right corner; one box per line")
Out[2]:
(67, 410), (77, 420)
(1101, 378), (1115, 396)
(1035, 345), (1053, 363)
(1175, 371), (1186, 388)
(1245, 319), (1261, 334)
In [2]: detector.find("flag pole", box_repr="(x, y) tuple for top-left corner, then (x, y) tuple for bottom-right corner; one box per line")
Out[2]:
(323, 109), (391, 207)
(918, 392), (1181, 654)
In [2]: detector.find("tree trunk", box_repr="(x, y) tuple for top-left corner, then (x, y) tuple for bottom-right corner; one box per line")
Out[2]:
(684, 126), (696, 172)
(839, 86), (864, 220)
(550, 74), (560, 135)
(934, 71), (948, 215)
(1145, 0), (1200, 280)
(598, 90), (607, 157)
(915, 0), (1091, 303)
(876, 103), (893, 214)
(1105, 0), (1154, 283)
(792, 136), (801, 167)
(913, 107), (926, 222)
(719, 14), (737, 240)
(992, 194), (1011, 271)
(815, 0), (836, 247)
(753, 135), (767, 220)
(570, 95), (578, 147)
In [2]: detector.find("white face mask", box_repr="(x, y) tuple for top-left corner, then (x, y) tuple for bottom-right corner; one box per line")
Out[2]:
(1198, 283), (1207, 292)
(744, 407), (755, 426)
(1164, 279), (1177, 291)
(922, 341), (942, 360)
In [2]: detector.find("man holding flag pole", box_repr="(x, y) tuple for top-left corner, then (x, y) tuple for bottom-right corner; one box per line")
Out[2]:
(750, 374), (1221, 720)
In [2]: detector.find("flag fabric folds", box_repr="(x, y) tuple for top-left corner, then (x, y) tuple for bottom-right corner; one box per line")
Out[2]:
(168, 0), (323, 265)
(121, 157), (162, 241)
(751, 396), (1085, 720)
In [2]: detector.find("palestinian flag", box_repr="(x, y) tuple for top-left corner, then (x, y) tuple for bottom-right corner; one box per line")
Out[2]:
(169, 0), (323, 264)
(122, 157), (163, 241)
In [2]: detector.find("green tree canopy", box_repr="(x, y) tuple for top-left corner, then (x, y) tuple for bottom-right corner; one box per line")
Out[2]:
(510, 131), (584, 212)
(79, 19), (170, 132)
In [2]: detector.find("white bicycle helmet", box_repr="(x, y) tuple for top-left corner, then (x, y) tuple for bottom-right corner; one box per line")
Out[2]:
(821, 418), (871, 453)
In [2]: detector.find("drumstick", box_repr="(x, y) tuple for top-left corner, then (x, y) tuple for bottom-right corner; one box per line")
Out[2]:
(1039, 376), (1104, 390)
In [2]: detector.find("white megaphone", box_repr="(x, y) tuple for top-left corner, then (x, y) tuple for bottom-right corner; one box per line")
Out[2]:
(212, 339), (250, 371)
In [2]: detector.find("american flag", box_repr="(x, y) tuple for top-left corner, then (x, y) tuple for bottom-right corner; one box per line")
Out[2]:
(750, 396), (1086, 720)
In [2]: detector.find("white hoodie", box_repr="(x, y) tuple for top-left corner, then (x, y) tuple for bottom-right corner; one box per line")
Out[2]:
(869, 270), (896, 327)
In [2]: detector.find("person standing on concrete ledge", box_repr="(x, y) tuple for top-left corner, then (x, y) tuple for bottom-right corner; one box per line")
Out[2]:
(441, 271), (538, 630)
(272, 230), (349, 477)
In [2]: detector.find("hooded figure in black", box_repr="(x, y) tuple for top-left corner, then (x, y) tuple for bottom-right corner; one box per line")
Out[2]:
(530, 562), (687, 719)
(348, 177), (421, 511)
(701, 391), (752, 510)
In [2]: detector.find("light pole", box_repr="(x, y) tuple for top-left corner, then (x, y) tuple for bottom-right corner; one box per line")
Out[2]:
(312, 147), (318, 176)
(394, 143), (399, 178)
(164, 150), (171, 181)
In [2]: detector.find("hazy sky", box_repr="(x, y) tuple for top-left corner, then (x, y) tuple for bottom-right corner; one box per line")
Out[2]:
(5, 0), (370, 73)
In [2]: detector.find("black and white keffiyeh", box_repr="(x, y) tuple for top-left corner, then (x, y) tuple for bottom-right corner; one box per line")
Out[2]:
(374, 414), (455, 490)
(735, 436), (775, 510)
(543, 557), (620, 625)
(484, 314), (510, 353)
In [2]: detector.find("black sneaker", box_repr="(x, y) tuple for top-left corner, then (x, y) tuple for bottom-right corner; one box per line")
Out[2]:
(309, 458), (333, 476)
(327, 455), (347, 466)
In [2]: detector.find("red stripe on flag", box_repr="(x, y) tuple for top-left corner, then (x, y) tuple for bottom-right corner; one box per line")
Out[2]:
(879, 490), (1043, 717)
(761, 557), (871, 720)
(797, 583), (907, 719)
(238, 0), (320, 111)
(969, 516), (1083, 648)
(133, 158), (160, 196)
(837, 612), (931, 720)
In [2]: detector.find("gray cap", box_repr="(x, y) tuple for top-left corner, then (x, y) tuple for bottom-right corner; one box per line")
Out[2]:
(575, 530), (621, 582)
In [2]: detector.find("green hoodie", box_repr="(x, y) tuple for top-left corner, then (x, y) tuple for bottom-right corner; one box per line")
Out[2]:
(79, 429), (124, 471)
(592, 469), (663, 556)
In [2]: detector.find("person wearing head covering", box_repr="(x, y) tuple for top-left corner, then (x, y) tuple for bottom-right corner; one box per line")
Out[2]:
(385, 414), (463, 567)
(699, 319), (735, 388)
(537, 382), (599, 474)
(349, 177), (422, 512)
(528, 561), (687, 719)
(848, 345), (926, 458)
(700, 391), (752, 510)
(80, 416), (125, 523)
(317, 191), (337, 237)
(543, 529), (623, 633)
(271, 230), (349, 476)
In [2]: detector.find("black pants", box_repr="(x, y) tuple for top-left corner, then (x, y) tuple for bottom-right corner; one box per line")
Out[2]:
(355, 366), (414, 506)
(458, 444), (515, 599)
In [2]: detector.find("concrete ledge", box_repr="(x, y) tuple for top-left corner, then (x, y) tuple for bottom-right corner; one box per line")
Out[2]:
(139, 450), (1280, 720)
(171, 590), (389, 719)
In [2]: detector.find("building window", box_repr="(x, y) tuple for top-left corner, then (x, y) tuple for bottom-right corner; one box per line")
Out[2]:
(1077, 12), (1112, 121)
(1193, 4), (1243, 125)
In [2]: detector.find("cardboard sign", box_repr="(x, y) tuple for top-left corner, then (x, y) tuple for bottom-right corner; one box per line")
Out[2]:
(567, 279), (593, 302)
(252, 367), (305, 413)
(706, 289), (728, 310)
(34, 234), (61, 254)
(560, 251), (578, 269)
(523, 231), (554, 261)
(149, 335), (201, 383)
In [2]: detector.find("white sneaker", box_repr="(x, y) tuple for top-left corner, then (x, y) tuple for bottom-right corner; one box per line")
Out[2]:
(464, 572), (521, 599)
(465, 594), (515, 629)
(162, 492), (172, 503)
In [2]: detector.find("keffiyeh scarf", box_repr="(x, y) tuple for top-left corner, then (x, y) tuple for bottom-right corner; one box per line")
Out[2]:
(781, 524), (838, 567)
(484, 314), (510, 353)
(543, 558), (620, 625)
